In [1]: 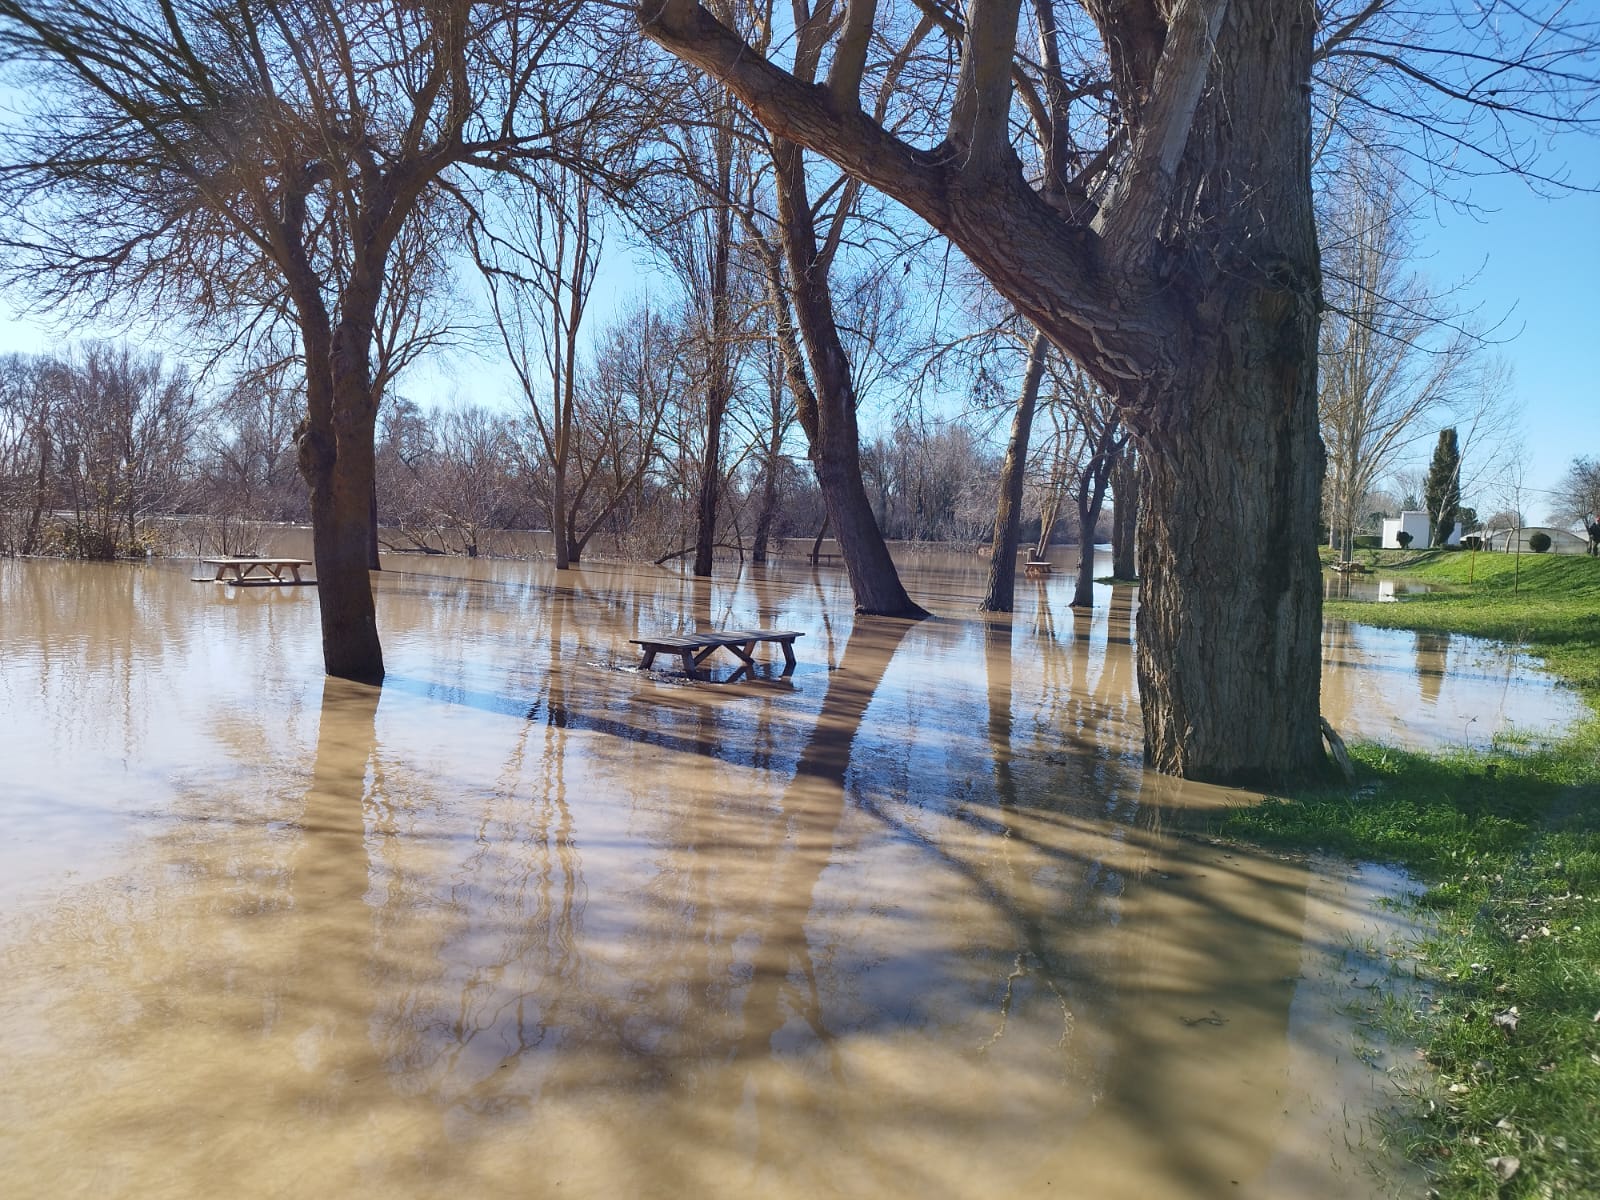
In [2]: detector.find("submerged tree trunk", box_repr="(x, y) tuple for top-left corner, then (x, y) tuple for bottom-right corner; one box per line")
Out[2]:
(299, 403), (383, 684)
(297, 321), (383, 685)
(1071, 423), (1124, 608)
(809, 513), (828, 563)
(692, 105), (737, 580)
(751, 460), (780, 565)
(981, 329), (1050, 613)
(1111, 448), (1138, 581)
(550, 458), (572, 569)
(773, 139), (924, 618)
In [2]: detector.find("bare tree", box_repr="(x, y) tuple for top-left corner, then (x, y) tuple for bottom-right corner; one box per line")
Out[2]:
(0, 0), (641, 681)
(638, 0), (1599, 779)
(50, 342), (202, 558)
(1318, 147), (1476, 561)
(196, 350), (307, 555)
(0, 352), (67, 555)
(1550, 458), (1600, 540)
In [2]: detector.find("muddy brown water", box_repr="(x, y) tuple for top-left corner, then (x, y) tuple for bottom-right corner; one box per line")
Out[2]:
(0, 551), (1581, 1198)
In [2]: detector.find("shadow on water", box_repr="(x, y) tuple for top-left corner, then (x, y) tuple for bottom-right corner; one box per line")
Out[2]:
(0, 554), (1517, 1197)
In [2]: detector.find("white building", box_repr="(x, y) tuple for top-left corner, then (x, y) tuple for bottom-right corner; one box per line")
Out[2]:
(1482, 526), (1589, 554)
(1381, 510), (1459, 549)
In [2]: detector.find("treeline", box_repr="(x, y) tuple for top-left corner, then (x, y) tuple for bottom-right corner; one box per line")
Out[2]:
(0, 336), (1121, 564)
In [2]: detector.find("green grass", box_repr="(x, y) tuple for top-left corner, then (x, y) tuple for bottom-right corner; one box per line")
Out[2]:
(1219, 551), (1600, 1198)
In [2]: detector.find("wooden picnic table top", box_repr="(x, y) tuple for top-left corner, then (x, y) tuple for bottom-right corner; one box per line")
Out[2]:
(629, 629), (803, 649)
(200, 557), (313, 566)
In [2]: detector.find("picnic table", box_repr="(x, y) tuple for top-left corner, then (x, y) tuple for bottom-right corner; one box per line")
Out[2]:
(1023, 559), (1053, 576)
(630, 628), (803, 680)
(200, 557), (315, 585)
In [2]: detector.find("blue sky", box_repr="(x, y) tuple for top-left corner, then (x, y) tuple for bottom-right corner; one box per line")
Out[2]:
(1410, 143), (1600, 523)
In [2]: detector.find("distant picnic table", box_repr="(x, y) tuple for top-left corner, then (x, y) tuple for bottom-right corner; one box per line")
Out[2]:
(630, 628), (802, 680)
(199, 557), (315, 585)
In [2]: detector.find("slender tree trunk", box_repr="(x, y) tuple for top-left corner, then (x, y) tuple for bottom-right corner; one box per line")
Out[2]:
(368, 479), (381, 570)
(1071, 474), (1110, 608)
(810, 512), (828, 563)
(773, 139), (923, 617)
(551, 462), (571, 569)
(22, 430), (49, 555)
(692, 376), (727, 576)
(1111, 448), (1138, 580)
(692, 106), (737, 579)
(982, 329), (1050, 613)
(751, 458), (780, 565)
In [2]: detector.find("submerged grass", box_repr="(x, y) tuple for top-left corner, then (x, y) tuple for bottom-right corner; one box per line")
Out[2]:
(1220, 551), (1600, 1198)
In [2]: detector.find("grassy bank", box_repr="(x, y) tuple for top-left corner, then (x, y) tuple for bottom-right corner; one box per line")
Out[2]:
(1222, 551), (1600, 1198)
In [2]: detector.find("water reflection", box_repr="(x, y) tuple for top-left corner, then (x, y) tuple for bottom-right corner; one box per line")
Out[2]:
(0, 553), (1549, 1197)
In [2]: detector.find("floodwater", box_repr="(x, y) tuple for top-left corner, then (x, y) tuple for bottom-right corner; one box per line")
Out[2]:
(0, 549), (1578, 1199)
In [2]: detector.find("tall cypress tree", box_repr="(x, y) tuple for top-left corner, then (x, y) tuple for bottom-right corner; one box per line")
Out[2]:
(1424, 428), (1462, 547)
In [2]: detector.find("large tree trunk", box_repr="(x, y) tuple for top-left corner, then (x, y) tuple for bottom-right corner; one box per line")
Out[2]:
(1132, 292), (1324, 782)
(773, 139), (924, 618)
(981, 329), (1049, 613)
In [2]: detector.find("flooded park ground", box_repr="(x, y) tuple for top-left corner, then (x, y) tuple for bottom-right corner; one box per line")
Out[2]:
(0, 547), (1586, 1198)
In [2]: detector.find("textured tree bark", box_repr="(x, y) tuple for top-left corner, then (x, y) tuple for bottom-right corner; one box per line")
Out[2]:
(1133, 282), (1324, 782)
(981, 329), (1049, 613)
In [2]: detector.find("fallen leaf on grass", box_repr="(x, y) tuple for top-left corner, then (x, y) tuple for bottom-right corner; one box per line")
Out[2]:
(1486, 1156), (1520, 1183)
(1492, 1006), (1520, 1034)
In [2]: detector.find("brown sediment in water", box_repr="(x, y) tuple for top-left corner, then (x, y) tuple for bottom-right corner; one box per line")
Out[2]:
(0, 552), (1551, 1197)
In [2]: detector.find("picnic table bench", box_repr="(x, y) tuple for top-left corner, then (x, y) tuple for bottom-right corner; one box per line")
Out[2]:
(1023, 559), (1053, 577)
(630, 628), (803, 680)
(200, 557), (315, 585)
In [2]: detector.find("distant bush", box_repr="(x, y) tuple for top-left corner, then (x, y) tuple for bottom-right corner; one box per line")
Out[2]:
(1529, 531), (1552, 554)
(1353, 534), (1381, 550)
(1396, 531), (1414, 549)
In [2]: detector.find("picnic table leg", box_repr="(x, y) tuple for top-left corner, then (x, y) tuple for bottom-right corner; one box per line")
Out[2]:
(779, 639), (797, 674)
(639, 648), (658, 670)
(679, 650), (698, 676)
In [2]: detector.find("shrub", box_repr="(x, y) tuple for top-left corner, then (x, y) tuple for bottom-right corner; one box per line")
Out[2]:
(1529, 531), (1552, 554)
(1396, 530), (1414, 549)
(1352, 534), (1381, 550)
